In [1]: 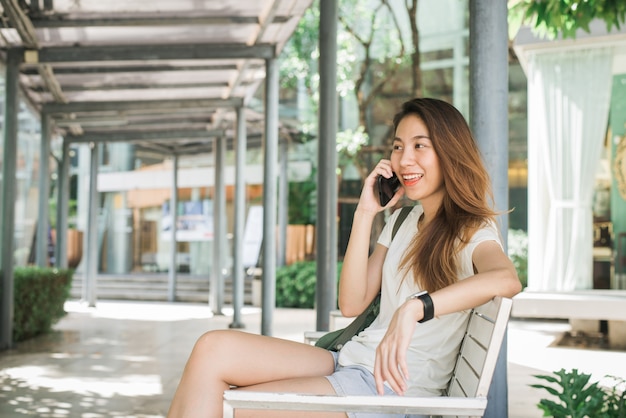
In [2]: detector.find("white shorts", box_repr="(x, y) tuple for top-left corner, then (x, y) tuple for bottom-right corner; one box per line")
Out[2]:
(325, 351), (427, 418)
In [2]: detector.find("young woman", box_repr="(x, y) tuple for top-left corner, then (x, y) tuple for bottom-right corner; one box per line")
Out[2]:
(166, 98), (522, 418)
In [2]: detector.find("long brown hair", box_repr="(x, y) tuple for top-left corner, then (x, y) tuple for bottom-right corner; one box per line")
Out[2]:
(395, 98), (498, 293)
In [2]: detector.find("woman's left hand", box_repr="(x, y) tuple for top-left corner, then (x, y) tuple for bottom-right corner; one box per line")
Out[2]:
(373, 299), (421, 395)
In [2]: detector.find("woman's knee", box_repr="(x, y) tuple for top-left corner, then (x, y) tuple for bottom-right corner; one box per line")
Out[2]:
(187, 330), (254, 382)
(192, 329), (234, 357)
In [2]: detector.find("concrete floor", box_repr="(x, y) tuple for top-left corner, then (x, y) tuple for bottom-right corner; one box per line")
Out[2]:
(1, 299), (625, 417)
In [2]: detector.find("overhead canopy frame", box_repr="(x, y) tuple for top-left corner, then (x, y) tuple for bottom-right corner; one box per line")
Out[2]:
(0, 0), (314, 348)
(0, 0), (312, 155)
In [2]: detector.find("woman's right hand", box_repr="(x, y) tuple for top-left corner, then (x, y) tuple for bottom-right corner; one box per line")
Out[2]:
(374, 298), (422, 395)
(358, 159), (404, 214)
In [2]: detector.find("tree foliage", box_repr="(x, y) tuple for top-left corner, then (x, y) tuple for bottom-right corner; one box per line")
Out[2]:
(279, 0), (356, 121)
(509, 0), (626, 39)
(279, 0), (420, 182)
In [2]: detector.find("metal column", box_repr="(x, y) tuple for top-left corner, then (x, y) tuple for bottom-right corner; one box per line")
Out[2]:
(316, 0), (338, 332)
(261, 57), (279, 336)
(168, 154), (179, 302)
(36, 114), (51, 267)
(212, 136), (226, 315)
(83, 142), (100, 307)
(469, 2), (509, 417)
(230, 106), (247, 329)
(277, 138), (288, 268)
(55, 138), (70, 269)
(0, 48), (21, 349)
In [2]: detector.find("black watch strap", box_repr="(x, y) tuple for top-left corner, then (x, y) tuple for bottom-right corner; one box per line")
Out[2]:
(417, 292), (434, 323)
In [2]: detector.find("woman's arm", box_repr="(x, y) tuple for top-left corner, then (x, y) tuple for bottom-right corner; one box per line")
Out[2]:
(338, 160), (404, 317)
(422, 240), (522, 318)
(374, 239), (521, 395)
(338, 213), (387, 317)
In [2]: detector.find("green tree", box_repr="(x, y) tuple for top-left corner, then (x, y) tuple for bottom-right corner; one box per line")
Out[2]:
(509, 0), (626, 39)
(279, 0), (423, 181)
(279, 0), (433, 250)
(339, 0), (408, 133)
(279, 1), (357, 133)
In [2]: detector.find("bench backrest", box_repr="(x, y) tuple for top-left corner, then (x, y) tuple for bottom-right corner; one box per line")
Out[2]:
(446, 296), (512, 398)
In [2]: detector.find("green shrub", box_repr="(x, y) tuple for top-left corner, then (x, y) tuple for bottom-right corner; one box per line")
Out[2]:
(275, 261), (342, 308)
(532, 368), (626, 418)
(288, 180), (316, 225)
(12, 267), (74, 342)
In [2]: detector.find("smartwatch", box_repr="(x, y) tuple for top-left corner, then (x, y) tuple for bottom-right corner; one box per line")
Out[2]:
(407, 290), (434, 323)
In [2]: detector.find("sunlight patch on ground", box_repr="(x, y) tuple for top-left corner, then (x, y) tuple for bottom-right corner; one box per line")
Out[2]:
(113, 355), (153, 362)
(64, 300), (260, 322)
(508, 325), (626, 383)
(2, 366), (163, 397)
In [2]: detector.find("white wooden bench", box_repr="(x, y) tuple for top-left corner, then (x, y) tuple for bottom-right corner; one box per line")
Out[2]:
(223, 296), (512, 418)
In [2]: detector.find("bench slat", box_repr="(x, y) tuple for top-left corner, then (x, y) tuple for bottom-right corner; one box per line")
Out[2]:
(462, 335), (488, 376)
(474, 297), (499, 320)
(467, 315), (494, 348)
(468, 297), (511, 398)
(447, 303), (499, 399)
(451, 352), (480, 397)
(223, 391), (487, 417)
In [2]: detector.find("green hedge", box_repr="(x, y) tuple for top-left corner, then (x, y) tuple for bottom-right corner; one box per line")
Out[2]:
(276, 261), (342, 309)
(11, 267), (73, 342)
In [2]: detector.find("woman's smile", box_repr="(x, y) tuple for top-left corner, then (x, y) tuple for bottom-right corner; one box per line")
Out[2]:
(401, 173), (423, 187)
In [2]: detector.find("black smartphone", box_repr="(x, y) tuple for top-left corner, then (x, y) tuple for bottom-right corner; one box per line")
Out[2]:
(377, 173), (400, 206)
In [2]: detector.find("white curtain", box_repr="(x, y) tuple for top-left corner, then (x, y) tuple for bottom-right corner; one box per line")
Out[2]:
(527, 47), (613, 291)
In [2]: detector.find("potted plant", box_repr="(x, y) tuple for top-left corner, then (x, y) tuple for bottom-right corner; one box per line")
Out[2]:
(532, 368), (625, 417)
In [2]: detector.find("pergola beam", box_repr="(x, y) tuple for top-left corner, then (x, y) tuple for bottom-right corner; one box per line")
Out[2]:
(171, 142), (213, 155)
(133, 142), (178, 156)
(67, 128), (225, 144)
(0, 0), (39, 47)
(29, 12), (291, 28)
(26, 43), (277, 63)
(30, 81), (234, 92)
(21, 63), (247, 75)
(42, 97), (244, 113)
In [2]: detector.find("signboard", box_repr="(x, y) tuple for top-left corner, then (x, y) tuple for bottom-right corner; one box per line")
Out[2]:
(161, 199), (213, 242)
(242, 205), (263, 268)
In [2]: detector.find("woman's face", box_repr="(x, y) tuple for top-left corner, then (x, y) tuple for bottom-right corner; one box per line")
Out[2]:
(390, 114), (445, 210)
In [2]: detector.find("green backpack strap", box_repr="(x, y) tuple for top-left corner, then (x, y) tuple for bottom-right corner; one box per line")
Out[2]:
(391, 206), (413, 241)
(315, 205), (414, 352)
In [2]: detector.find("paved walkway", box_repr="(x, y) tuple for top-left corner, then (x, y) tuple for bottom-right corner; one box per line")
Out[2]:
(1, 299), (625, 417)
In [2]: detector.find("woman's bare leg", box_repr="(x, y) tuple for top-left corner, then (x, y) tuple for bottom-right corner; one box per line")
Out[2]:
(166, 329), (336, 418)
